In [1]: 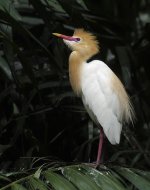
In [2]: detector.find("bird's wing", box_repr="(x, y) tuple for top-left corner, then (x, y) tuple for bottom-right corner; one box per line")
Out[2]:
(81, 60), (125, 144)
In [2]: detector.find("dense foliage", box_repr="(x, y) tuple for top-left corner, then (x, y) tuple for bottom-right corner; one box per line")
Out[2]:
(0, 0), (150, 189)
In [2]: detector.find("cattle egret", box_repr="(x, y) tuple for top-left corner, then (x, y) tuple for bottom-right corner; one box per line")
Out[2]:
(53, 29), (134, 165)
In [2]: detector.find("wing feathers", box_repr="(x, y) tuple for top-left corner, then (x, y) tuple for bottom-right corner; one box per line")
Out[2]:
(81, 60), (133, 144)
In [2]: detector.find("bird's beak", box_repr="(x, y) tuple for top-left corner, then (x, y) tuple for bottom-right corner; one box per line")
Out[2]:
(52, 33), (80, 42)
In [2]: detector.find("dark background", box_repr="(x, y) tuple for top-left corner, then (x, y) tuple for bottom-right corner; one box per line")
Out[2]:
(0, 0), (150, 171)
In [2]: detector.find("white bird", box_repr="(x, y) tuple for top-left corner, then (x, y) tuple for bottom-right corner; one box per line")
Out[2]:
(53, 29), (134, 164)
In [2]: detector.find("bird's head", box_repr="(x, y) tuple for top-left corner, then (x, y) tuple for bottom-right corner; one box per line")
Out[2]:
(53, 29), (99, 59)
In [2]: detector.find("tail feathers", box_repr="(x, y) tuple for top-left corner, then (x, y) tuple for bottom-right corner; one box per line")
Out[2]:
(103, 122), (122, 144)
(99, 111), (122, 144)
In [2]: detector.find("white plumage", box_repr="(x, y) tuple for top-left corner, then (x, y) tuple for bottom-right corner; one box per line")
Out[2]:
(81, 60), (123, 144)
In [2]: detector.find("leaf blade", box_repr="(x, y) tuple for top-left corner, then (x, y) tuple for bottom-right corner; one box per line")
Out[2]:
(44, 170), (77, 190)
(62, 166), (101, 190)
(115, 167), (150, 190)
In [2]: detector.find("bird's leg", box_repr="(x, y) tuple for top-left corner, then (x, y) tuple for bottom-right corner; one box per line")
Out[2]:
(87, 120), (93, 162)
(96, 127), (104, 165)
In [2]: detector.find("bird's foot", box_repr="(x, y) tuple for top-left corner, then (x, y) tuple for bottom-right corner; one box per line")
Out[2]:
(83, 161), (102, 169)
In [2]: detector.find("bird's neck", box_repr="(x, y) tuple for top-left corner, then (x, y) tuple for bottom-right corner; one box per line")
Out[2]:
(69, 51), (84, 96)
(69, 47), (99, 95)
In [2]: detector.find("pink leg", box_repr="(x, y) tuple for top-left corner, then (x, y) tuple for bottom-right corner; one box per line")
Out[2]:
(96, 128), (104, 165)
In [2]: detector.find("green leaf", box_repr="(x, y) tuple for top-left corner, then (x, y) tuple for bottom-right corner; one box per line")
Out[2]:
(13, 103), (19, 115)
(80, 165), (126, 190)
(27, 177), (48, 190)
(115, 167), (150, 190)
(0, 30), (37, 86)
(62, 166), (101, 190)
(29, 0), (52, 28)
(0, 9), (63, 74)
(132, 169), (150, 181)
(0, 56), (13, 80)
(11, 184), (27, 190)
(44, 170), (77, 190)
(34, 166), (43, 179)
(76, 0), (88, 10)
(21, 16), (43, 26)
(44, 0), (66, 13)
(0, 0), (21, 20)
(0, 174), (11, 182)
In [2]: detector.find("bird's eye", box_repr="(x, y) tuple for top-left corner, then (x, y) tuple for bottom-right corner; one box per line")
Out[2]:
(75, 38), (81, 42)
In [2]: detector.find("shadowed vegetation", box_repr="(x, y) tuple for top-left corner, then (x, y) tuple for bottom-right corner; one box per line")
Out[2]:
(0, 0), (150, 189)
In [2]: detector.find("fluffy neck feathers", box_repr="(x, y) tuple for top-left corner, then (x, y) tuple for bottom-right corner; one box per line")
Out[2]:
(69, 51), (82, 95)
(69, 49), (99, 96)
(68, 29), (99, 95)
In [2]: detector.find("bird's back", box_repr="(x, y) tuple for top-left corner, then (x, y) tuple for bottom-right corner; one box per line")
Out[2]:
(80, 60), (134, 144)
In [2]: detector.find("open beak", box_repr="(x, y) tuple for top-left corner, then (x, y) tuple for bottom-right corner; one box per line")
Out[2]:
(52, 33), (80, 42)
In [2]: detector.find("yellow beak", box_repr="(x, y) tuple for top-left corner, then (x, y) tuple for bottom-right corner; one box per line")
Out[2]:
(52, 33), (62, 37)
